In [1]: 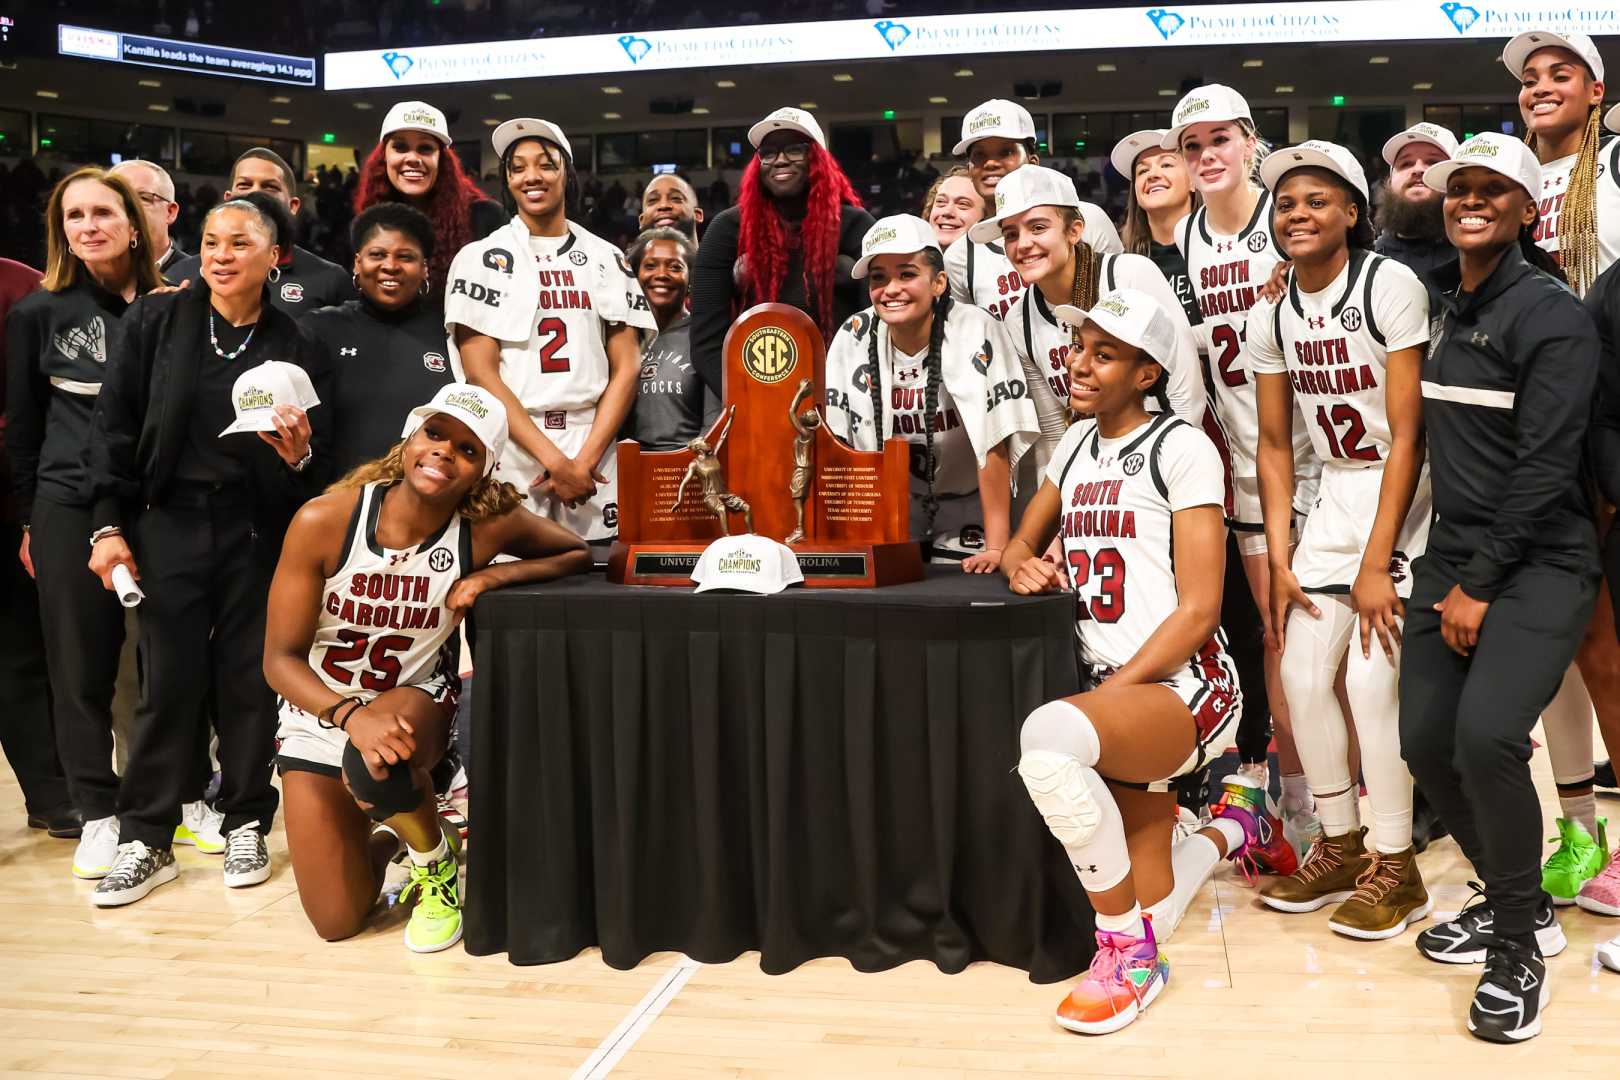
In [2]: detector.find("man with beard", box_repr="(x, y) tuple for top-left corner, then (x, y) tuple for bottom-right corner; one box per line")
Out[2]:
(1375, 123), (1458, 278)
(639, 173), (703, 249)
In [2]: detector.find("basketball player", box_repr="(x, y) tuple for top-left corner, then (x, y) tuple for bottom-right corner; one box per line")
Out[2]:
(969, 164), (1205, 469)
(1004, 287), (1281, 1035)
(944, 99), (1121, 322)
(448, 117), (657, 546)
(1168, 84), (1317, 839)
(1250, 141), (1433, 939)
(1507, 29), (1620, 909)
(822, 214), (1040, 568)
(265, 383), (591, 951)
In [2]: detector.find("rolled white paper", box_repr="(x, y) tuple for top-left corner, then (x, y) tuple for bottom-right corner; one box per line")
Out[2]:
(111, 563), (144, 608)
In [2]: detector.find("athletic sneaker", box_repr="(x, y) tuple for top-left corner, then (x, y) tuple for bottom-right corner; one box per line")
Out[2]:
(1329, 846), (1431, 940)
(1576, 851), (1620, 915)
(1468, 934), (1548, 1043)
(1415, 882), (1566, 964)
(222, 822), (271, 888)
(400, 858), (463, 953)
(1260, 828), (1365, 913)
(1211, 774), (1298, 881)
(174, 800), (226, 854)
(1596, 759), (1617, 792)
(27, 804), (82, 838)
(91, 841), (178, 906)
(72, 815), (120, 880)
(1597, 933), (1620, 972)
(1054, 917), (1167, 1035)
(1542, 817), (1608, 905)
(1281, 804), (1323, 860)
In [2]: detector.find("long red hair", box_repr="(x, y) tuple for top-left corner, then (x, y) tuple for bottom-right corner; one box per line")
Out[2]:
(354, 141), (492, 291)
(736, 141), (862, 338)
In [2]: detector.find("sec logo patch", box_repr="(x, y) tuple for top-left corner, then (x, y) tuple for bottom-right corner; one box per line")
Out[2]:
(742, 325), (797, 384)
(427, 548), (453, 572)
(1340, 307), (1363, 332)
(569, 249), (589, 266)
(1247, 232), (1268, 253)
(280, 282), (305, 303)
(1122, 452), (1145, 476)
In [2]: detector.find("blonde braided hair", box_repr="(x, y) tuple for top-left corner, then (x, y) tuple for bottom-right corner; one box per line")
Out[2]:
(1529, 103), (1603, 296)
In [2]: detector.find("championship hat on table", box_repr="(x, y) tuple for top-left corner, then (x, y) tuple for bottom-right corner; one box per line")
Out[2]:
(692, 534), (804, 594)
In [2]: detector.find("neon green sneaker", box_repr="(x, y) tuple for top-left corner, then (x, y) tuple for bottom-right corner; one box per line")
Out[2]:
(400, 858), (463, 953)
(1543, 817), (1609, 905)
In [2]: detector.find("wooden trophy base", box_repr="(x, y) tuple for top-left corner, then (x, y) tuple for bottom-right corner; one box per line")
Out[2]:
(607, 540), (924, 589)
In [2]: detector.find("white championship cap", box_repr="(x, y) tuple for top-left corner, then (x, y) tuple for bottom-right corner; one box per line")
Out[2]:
(1422, 131), (1544, 199)
(1161, 84), (1253, 148)
(219, 360), (320, 436)
(748, 106), (826, 150)
(852, 214), (940, 278)
(1053, 288), (1179, 373)
(401, 382), (510, 477)
(492, 117), (573, 161)
(691, 534), (804, 594)
(1502, 29), (1605, 81)
(380, 100), (450, 146)
(1260, 139), (1370, 202)
(952, 99), (1038, 156)
(967, 164), (1080, 244)
(1109, 129), (1170, 179)
(1381, 121), (1459, 166)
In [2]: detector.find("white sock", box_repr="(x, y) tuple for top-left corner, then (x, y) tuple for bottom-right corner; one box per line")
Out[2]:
(1560, 790), (1598, 839)
(407, 833), (450, 868)
(1315, 788), (1360, 837)
(1280, 772), (1312, 814)
(1145, 833), (1221, 942)
(1207, 815), (1245, 856)
(1096, 903), (1145, 940)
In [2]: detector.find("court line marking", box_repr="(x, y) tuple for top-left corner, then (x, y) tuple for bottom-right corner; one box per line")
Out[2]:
(570, 956), (702, 1080)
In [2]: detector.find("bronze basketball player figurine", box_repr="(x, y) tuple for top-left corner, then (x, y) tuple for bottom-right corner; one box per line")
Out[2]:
(785, 378), (821, 545)
(672, 406), (754, 535)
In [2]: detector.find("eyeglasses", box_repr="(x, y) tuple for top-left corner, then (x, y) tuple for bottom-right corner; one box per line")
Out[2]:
(759, 142), (811, 165)
(135, 192), (172, 208)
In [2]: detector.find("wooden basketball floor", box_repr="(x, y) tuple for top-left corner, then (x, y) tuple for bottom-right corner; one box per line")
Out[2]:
(6, 726), (1620, 1079)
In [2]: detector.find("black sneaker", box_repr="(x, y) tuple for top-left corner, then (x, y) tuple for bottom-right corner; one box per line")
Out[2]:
(91, 841), (178, 907)
(1414, 883), (1566, 964)
(27, 804), (83, 839)
(1597, 759), (1618, 793)
(1409, 789), (1447, 855)
(1468, 934), (1548, 1043)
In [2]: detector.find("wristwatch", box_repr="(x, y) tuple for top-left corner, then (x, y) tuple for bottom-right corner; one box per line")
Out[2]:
(291, 446), (314, 473)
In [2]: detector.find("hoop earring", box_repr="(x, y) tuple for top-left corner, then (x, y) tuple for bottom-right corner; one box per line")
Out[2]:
(420, 278), (431, 298)
(268, 266), (281, 283)
(352, 272), (360, 291)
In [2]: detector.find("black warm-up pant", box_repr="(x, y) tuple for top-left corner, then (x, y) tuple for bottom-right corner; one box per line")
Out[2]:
(0, 519), (71, 815)
(1224, 531), (1272, 765)
(116, 499), (279, 849)
(1399, 551), (1596, 937)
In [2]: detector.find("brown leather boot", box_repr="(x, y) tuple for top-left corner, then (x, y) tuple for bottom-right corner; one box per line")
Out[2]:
(1259, 828), (1367, 913)
(1329, 845), (1432, 940)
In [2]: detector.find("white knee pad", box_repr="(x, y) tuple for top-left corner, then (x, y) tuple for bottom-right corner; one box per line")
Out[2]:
(1018, 750), (1105, 849)
(1019, 699), (1100, 768)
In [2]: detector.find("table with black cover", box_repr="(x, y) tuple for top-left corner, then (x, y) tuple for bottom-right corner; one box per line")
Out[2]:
(464, 567), (1095, 983)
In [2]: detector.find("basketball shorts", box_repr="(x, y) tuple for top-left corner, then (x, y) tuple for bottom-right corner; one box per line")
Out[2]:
(1292, 463), (1430, 598)
(275, 673), (458, 777)
(1090, 637), (1241, 792)
(1230, 472), (1315, 556)
(495, 405), (618, 542)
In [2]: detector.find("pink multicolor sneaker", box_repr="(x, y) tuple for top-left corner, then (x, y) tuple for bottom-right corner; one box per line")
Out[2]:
(1577, 851), (1620, 916)
(1054, 916), (1168, 1035)
(1211, 774), (1299, 882)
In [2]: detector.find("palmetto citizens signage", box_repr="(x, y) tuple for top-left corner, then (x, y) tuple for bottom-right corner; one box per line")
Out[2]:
(59, 24), (316, 86)
(324, 1), (1620, 90)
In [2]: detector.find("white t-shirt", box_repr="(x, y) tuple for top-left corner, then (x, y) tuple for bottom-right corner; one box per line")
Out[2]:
(1044, 413), (1224, 670)
(945, 199), (1123, 321)
(1246, 252), (1430, 469)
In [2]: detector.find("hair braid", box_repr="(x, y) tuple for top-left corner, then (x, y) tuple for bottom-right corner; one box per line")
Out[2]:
(866, 317), (884, 443)
(1530, 104), (1602, 296)
(1064, 240), (1101, 424)
(920, 293), (953, 534)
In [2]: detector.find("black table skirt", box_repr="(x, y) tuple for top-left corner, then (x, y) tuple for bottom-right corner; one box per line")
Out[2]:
(465, 567), (1094, 983)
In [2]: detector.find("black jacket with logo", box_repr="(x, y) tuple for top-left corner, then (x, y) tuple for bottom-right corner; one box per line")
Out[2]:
(1421, 245), (1599, 599)
(1375, 230), (1455, 281)
(86, 283), (333, 540)
(5, 279), (132, 524)
(303, 296), (453, 477)
(169, 244), (353, 318)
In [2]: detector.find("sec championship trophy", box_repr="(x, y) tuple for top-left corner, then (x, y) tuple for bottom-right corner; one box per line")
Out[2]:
(608, 303), (923, 588)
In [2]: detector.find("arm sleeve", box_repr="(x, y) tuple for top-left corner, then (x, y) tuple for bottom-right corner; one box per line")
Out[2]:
(1243, 297), (1286, 375)
(688, 209), (741, 398)
(1459, 296), (1601, 600)
(86, 300), (152, 532)
(1162, 425), (1227, 512)
(1372, 261), (1431, 353)
(3, 304), (46, 526)
(1588, 271), (1620, 506)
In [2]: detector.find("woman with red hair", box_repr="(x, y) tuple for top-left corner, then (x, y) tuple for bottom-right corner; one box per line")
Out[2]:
(353, 101), (506, 294)
(689, 107), (873, 394)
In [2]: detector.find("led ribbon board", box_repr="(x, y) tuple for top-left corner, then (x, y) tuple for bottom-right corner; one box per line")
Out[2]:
(59, 24), (317, 87)
(324, 1), (1620, 90)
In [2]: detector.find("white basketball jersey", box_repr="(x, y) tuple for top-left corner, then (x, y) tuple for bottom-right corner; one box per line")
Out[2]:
(1533, 140), (1620, 277)
(945, 200), (1123, 320)
(307, 483), (470, 702)
(1045, 412), (1225, 671)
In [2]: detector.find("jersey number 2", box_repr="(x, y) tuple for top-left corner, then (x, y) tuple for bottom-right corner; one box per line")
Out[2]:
(320, 630), (412, 692)
(1210, 325), (1246, 388)
(1067, 547), (1127, 623)
(1313, 403), (1380, 462)
(537, 317), (570, 373)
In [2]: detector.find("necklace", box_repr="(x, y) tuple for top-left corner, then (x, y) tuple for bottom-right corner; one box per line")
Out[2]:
(209, 309), (256, 360)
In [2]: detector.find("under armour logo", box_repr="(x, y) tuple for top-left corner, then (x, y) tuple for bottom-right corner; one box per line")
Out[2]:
(1216, 240), (1235, 253)
(340, 346), (358, 356)
(388, 552), (410, 566)
(1307, 315), (1326, 329)
(1076, 863), (1099, 874)
(1471, 331), (1490, 348)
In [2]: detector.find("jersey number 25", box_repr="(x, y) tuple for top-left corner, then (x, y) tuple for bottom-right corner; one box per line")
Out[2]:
(321, 630), (412, 692)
